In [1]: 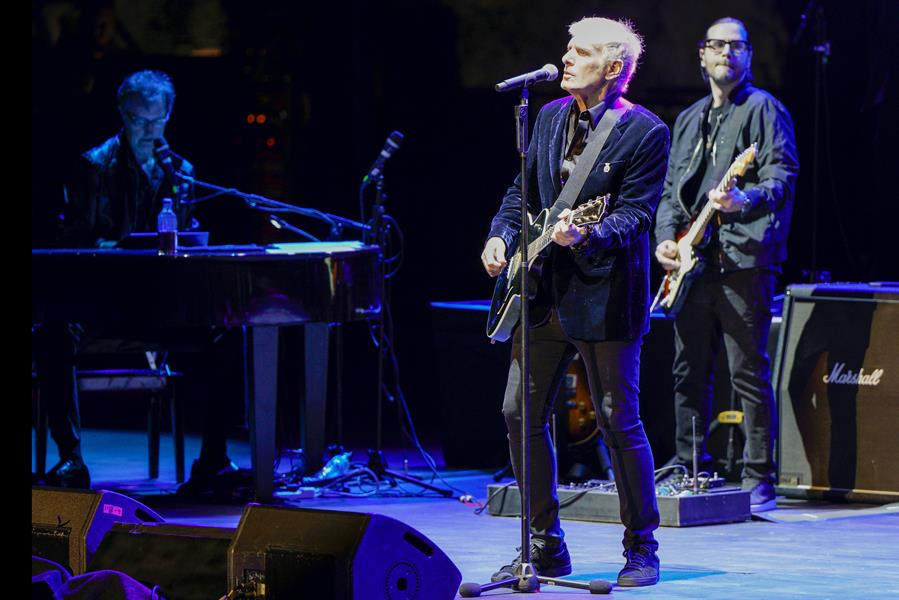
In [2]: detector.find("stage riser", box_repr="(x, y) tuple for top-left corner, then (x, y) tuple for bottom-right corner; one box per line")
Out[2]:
(486, 483), (750, 527)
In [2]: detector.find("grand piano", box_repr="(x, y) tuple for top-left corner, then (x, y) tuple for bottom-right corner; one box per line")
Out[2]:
(32, 241), (382, 502)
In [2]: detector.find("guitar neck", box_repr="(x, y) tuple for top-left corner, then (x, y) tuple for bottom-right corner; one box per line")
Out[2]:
(527, 223), (556, 258)
(715, 157), (745, 194)
(682, 153), (749, 247)
(682, 198), (716, 247)
(519, 196), (608, 259)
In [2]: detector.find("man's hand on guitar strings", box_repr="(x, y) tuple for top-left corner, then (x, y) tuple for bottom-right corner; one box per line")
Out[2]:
(552, 208), (587, 247)
(709, 178), (750, 213)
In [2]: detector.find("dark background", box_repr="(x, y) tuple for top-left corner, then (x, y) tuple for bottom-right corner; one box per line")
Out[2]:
(31, 0), (899, 467)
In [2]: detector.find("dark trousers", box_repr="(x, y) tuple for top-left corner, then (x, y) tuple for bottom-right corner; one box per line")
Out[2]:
(502, 310), (660, 551)
(672, 267), (777, 484)
(33, 323), (83, 462)
(32, 323), (234, 467)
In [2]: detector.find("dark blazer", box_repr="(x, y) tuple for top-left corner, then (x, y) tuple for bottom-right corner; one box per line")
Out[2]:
(488, 96), (670, 342)
(655, 81), (798, 271)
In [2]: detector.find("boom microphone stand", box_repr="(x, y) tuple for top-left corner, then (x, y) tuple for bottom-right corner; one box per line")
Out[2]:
(362, 143), (452, 497)
(459, 72), (610, 597)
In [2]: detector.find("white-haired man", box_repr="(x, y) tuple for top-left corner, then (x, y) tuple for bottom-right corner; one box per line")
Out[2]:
(482, 17), (668, 587)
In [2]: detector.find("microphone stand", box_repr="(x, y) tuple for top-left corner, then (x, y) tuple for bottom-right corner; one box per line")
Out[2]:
(183, 174), (369, 237)
(460, 88), (609, 597)
(793, 0), (831, 283)
(362, 172), (452, 497)
(170, 173), (369, 492)
(809, 4), (830, 281)
(268, 215), (320, 242)
(187, 172), (444, 495)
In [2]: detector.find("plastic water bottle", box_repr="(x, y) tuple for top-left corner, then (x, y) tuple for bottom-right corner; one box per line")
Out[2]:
(314, 451), (352, 480)
(157, 197), (178, 255)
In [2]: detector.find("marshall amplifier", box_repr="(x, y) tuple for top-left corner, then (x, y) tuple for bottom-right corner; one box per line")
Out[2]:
(773, 283), (899, 502)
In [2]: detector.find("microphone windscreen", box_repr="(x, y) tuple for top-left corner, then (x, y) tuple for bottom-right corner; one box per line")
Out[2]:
(541, 64), (559, 80)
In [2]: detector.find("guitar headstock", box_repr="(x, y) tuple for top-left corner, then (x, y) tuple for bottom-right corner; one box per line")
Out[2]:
(572, 194), (610, 227)
(730, 142), (758, 178)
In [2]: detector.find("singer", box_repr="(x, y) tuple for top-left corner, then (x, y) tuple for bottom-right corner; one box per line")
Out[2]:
(33, 70), (240, 495)
(481, 17), (669, 587)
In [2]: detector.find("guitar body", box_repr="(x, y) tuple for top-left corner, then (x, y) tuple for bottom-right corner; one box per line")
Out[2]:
(563, 354), (598, 445)
(650, 143), (758, 318)
(485, 195), (609, 342)
(485, 209), (550, 342)
(654, 228), (707, 318)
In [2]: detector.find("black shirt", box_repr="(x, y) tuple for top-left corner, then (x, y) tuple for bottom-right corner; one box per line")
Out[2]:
(560, 98), (610, 186)
(684, 103), (728, 264)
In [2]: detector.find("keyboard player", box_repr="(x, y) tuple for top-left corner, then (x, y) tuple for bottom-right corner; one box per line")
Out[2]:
(32, 69), (239, 493)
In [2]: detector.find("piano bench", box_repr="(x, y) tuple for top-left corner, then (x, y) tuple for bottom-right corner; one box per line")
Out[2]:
(33, 368), (185, 483)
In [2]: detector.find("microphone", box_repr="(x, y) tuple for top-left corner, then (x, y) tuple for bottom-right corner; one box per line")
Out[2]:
(494, 64), (559, 92)
(268, 214), (321, 242)
(153, 137), (183, 194)
(361, 130), (404, 187)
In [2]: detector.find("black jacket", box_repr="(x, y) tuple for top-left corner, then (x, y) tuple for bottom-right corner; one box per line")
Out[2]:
(655, 81), (799, 271)
(60, 132), (194, 248)
(488, 96), (670, 342)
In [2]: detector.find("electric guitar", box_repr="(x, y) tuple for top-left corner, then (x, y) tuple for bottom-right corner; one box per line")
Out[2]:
(650, 143), (757, 317)
(486, 195), (609, 342)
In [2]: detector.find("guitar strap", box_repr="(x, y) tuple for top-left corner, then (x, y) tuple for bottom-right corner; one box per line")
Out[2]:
(548, 101), (630, 222)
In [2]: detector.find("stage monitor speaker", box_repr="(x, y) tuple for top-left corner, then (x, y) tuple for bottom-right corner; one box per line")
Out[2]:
(229, 504), (462, 600)
(88, 522), (235, 600)
(31, 487), (163, 575)
(774, 283), (899, 503)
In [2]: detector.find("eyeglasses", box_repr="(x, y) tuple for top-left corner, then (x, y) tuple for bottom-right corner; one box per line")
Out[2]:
(701, 39), (752, 55)
(124, 111), (170, 129)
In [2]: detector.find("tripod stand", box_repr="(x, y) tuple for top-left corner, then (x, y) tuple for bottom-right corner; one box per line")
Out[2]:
(362, 169), (452, 497)
(459, 85), (610, 597)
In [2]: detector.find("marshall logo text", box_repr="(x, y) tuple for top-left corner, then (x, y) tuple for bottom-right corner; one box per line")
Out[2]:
(822, 362), (884, 387)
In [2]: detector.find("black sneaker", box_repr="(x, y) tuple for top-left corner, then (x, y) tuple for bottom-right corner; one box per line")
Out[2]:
(490, 540), (572, 582)
(617, 546), (659, 587)
(745, 479), (777, 513)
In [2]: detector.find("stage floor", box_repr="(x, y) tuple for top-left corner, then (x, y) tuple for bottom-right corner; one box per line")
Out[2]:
(34, 429), (899, 598)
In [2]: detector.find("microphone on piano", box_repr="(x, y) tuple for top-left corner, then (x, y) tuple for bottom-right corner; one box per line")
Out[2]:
(154, 138), (192, 199)
(268, 214), (321, 242)
(361, 130), (404, 188)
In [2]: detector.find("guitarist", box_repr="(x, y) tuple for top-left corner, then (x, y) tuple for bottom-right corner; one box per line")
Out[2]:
(653, 18), (799, 512)
(481, 17), (669, 588)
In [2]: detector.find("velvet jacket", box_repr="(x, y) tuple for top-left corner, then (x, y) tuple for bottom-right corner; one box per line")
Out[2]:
(488, 96), (670, 342)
